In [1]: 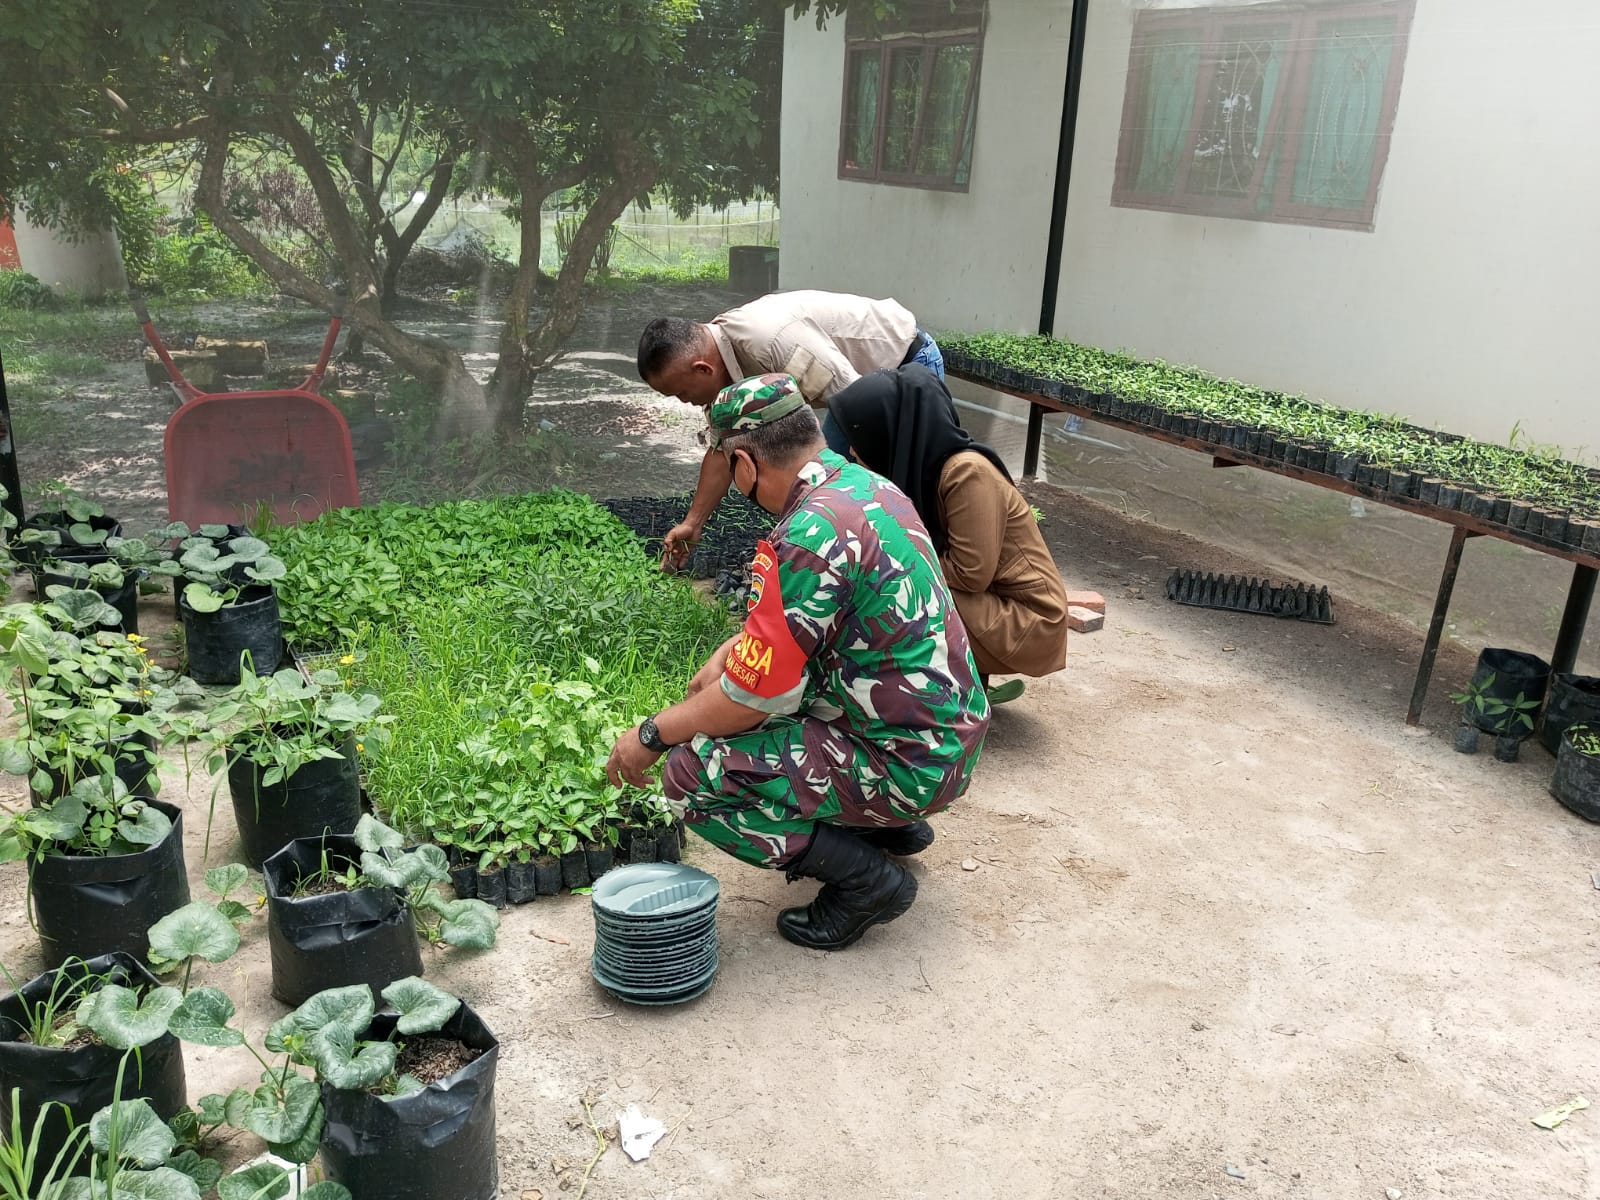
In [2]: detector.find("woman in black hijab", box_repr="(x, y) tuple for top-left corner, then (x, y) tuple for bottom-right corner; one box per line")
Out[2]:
(828, 365), (1070, 703)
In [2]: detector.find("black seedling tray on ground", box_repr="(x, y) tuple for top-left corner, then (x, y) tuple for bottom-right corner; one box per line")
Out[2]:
(602, 492), (771, 581)
(1166, 569), (1334, 624)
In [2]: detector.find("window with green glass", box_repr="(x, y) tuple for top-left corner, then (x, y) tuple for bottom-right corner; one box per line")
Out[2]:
(1112, 1), (1415, 231)
(839, 1), (985, 191)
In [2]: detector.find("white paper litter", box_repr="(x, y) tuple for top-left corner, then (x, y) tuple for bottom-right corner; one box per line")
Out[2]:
(618, 1104), (668, 1161)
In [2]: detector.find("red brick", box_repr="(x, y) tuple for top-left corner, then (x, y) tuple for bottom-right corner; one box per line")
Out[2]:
(1066, 589), (1105, 614)
(1067, 606), (1104, 633)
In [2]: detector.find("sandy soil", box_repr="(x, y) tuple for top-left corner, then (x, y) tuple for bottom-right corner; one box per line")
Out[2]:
(4, 291), (1597, 1198)
(1, 478), (1595, 1199)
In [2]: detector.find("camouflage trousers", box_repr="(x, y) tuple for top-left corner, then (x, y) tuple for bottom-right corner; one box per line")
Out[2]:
(662, 716), (954, 869)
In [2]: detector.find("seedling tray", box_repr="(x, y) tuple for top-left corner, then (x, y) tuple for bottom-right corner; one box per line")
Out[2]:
(1166, 569), (1334, 624)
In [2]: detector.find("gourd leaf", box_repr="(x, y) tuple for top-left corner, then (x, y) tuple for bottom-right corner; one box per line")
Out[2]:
(78, 983), (182, 1049)
(48, 589), (120, 628)
(67, 522), (109, 547)
(388, 1074), (427, 1099)
(225, 537), (271, 561)
(282, 984), (374, 1045)
(353, 813), (404, 852)
(217, 1163), (292, 1200)
(195, 1092), (232, 1125)
(204, 863), (249, 897)
(182, 582), (226, 614)
(88, 1097), (175, 1165)
(167, 1150), (224, 1191)
(244, 558), (286, 583)
(380, 976), (460, 1035)
(167, 987), (245, 1047)
(308, 1023), (397, 1091)
(301, 1184), (354, 1200)
(241, 1073), (320, 1145)
(436, 897), (500, 950)
(116, 806), (172, 847)
(108, 1168), (203, 1200)
(265, 1093), (325, 1165)
(21, 794), (89, 844)
(0, 740), (30, 776)
(196, 524), (231, 539)
(148, 902), (241, 968)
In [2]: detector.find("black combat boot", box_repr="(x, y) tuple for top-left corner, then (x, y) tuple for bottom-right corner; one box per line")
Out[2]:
(852, 820), (935, 857)
(777, 823), (918, 950)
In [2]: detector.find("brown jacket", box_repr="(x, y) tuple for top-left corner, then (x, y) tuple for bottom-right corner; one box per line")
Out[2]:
(937, 452), (1070, 677)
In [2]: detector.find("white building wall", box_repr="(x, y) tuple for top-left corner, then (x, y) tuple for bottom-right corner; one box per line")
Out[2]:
(11, 208), (126, 299)
(778, 1), (1072, 332)
(1056, 0), (1600, 457)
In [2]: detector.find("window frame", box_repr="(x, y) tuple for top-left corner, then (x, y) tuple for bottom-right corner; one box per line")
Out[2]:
(836, 6), (987, 193)
(1111, 0), (1416, 232)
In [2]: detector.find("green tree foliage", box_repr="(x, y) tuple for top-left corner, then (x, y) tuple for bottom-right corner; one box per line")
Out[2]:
(0, 0), (782, 438)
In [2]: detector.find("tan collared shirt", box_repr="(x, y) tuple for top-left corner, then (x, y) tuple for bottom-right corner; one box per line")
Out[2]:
(708, 290), (919, 404)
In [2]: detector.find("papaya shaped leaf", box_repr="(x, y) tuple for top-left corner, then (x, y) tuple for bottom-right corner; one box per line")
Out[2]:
(301, 1184), (354, 1200)
(204, 863), (249, 897)
(217, 1163), (292, 1200)
(168, 987), (245, 1047)
(241, 1074), (320, 1145)
(109, 1168), (202, 1200)
(308, 1023), (397, 1091)
(265, 1091), (325, 1165)
(182, 582), (226, 614)
(148, 902), (240, 969)
(380, 977), (460, 1035)
(88, 1097), (175, 1165)
(78, 983), (182, 1050)
(353, 813), (404, 853)
(436, 897), (500, 950)
(116, 806), (173, 847)
(167, 1150), (223, 1191)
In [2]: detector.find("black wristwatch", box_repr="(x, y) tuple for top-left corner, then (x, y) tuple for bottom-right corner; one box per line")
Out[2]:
(638, 717), (669, 753)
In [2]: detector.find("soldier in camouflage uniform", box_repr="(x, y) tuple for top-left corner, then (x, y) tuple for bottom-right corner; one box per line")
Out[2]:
(605, 373), (989, 950)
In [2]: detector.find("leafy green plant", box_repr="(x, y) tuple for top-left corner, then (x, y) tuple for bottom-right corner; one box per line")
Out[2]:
(162, 975), (468, 1180)
(146, 865), (257, 993)
(0, 272), (57, 311)
(1566, 725), (1600, 757)
(0, 1087), (90, 1198)
(0, 776), (171, 864)
(939, 330), (1600, 516)
(1449, 672), (1541, 736)
(348, 816), (499, 949)
(163, 534), (285, 614)
(0, 957), (114, 1049)
(201, 665), (391, 788)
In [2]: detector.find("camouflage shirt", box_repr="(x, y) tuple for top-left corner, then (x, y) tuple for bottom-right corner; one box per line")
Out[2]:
(720, 450), (989, 804)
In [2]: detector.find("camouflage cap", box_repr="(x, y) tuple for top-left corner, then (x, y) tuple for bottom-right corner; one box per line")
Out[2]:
(705, 373), (807, 448)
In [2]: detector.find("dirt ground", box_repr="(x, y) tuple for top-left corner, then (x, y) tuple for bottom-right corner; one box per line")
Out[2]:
(3, 293), (1597, 1198)
(1, 479), (1595, 1199)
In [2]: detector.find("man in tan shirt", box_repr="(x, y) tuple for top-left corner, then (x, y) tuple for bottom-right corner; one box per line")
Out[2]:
(636, 289), (946, 569)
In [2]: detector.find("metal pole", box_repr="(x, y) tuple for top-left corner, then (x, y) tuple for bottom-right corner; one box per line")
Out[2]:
(1551, 563), (1597, 675)
(1037, 0), (1091, 338)
(0, 346), (23, 525)
(1408, 526), (1475, 725)
(1022, 405), (1045, 479)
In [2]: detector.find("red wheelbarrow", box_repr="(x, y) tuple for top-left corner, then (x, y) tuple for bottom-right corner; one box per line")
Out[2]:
(134, 296), (361, 527)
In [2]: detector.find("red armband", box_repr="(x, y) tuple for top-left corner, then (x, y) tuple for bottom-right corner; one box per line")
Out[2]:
(723, 540), (806, 701)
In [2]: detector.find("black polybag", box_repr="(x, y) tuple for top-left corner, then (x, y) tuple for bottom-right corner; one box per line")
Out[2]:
(263, 835), (424, 1007)
(30, 801), (191, 969)
(229, 738), (361, 868)
(0, 953), (188, 1178)
(319, 1002), (500, 1200)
